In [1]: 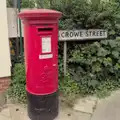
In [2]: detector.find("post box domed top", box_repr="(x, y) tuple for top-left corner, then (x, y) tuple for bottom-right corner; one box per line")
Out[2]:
(18, 9), (62, 20)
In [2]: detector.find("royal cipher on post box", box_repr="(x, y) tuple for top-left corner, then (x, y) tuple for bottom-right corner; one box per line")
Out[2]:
(18, 9), (62, 120)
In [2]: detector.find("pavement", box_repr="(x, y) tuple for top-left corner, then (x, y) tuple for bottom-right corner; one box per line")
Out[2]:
(0, 90), (120, 120)
(0, 103), (91, 120)
(91, 90), (120, 120)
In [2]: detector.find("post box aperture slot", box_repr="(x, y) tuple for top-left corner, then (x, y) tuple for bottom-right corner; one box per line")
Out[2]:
(38, 28), (53, 32)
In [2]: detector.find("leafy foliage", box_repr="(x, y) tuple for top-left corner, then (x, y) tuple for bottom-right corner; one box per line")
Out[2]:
(59, 73), (80, 102)
(7, 0), (35, 8)
(7, 0), (13, 7)
(69, 38), (120, 96)
(53, 0), (120, 38)
(52, 0), (120, 97)
(21, 0), (35, 8)
(8, 63), (26, 103)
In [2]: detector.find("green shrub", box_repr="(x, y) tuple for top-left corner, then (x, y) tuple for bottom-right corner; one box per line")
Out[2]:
(59, 73), (80, 102)
(95, 80), (118, 98)
(52, 0), (120, 97)
(69, 38), (120, 96)
(8, 63), (26, 103)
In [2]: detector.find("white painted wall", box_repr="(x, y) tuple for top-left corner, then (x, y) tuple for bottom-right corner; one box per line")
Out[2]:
(7, 8), (18, 38)
(0, 0), (11, 77)
(7, 8), (32, 38)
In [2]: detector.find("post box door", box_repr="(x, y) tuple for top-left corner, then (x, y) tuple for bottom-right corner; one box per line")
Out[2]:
(32, 25), (58, 94)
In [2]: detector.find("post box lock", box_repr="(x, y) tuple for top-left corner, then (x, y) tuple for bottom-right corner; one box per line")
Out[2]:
(53, 64), (57, 67)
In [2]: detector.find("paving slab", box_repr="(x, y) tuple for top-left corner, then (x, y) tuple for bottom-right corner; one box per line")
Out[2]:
(91, 90), (120, 120)
(0, 114), (11, 120)
(56, 107), (91, 120)
(0, 92), (6, 108)
(0, 107), (10, 117)
(71, 111), (91, 120)
(9, 104), (29, 120)
(73, 96), (98, 114)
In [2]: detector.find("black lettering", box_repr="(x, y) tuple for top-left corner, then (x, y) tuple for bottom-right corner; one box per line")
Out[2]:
(100, 31), (103, 36)
(80, 31), (83, 37)
(96, 31), (99, 36)
(86, 31), (89, 37)
(89, 31), (92, 36)
(65, 32), (69, 37)
(92, 31), (96, 36)
(70, 32), (74, 37)
(61, 32), (65, 38)
(102, 31), (106, 36)
(74, 32), (79, 37)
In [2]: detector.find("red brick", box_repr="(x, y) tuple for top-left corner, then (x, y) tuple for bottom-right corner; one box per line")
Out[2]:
(0, 77), (11, 93)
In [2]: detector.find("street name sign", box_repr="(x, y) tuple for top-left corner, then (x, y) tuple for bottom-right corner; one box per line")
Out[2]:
(59, 29), (107, 41)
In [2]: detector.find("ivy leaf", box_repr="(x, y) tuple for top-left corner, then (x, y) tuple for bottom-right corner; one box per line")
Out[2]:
(114, 63), (120, 70)
(101, 40), (109, 46)
(92, 62), (101, 72)
(103, 57), (112, 66)
(112, 51), (119, 58)
(92, 42), (101, 48)
(108, 40), (117, 48)
(97, 48), (109, 57)
(88, 80), (98, 88)
(115, 24), (120, 29)
(116, 37), (120, 41)
(91, 57), (97, 63)
(109, 30), (116, 35)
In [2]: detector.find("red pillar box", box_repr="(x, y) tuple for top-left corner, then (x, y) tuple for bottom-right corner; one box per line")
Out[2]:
(18, 9), (62, 120)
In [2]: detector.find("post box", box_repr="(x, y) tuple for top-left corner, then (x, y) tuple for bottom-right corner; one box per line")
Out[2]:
(18, 9), (62, 120)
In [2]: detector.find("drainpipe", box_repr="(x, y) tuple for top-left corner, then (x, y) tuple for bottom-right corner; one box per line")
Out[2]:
(18, 0), (23, 55)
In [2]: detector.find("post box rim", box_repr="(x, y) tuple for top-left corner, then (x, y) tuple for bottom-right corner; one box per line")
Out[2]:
(18, 9), (62, 20)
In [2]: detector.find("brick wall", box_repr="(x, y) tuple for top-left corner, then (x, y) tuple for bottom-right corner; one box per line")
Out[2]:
(0, 77), (10, 93)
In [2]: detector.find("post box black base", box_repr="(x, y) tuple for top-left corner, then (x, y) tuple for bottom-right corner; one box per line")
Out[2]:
(27, 91), (59, 120)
